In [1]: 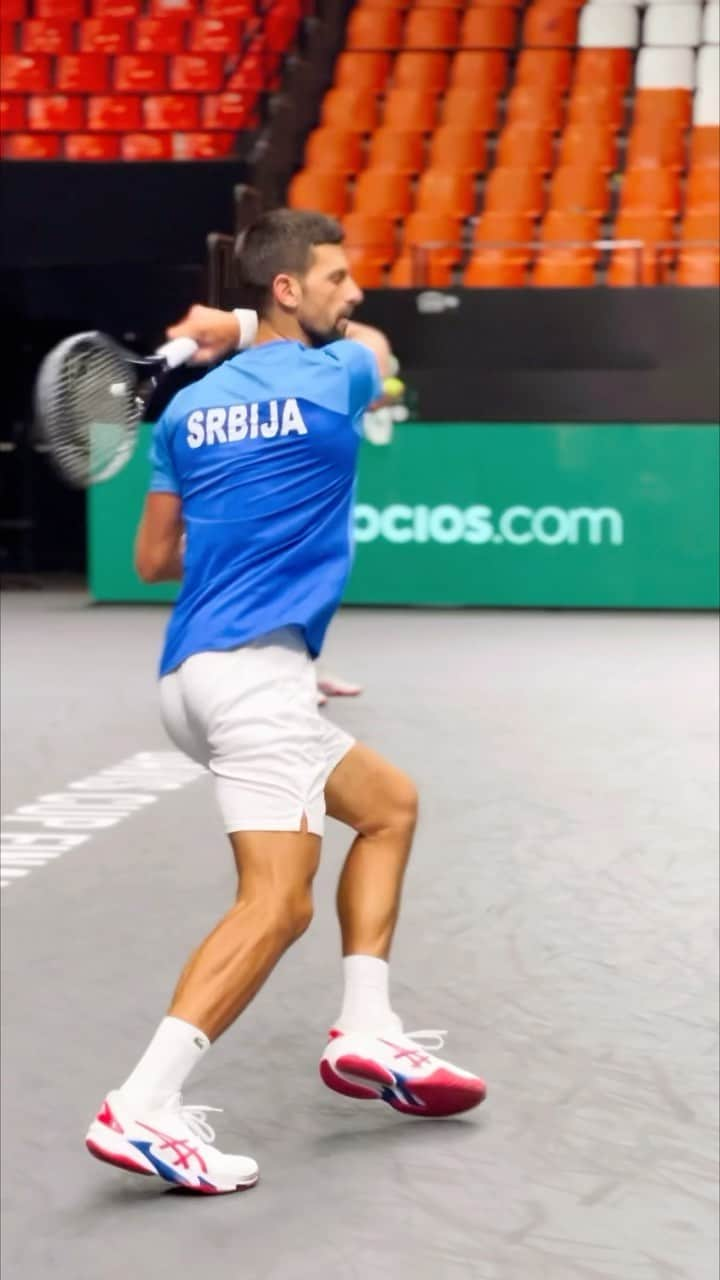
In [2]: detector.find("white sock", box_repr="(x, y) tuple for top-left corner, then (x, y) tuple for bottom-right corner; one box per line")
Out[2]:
(335, 955), (403, 1035)
(119, 1016), (210, 1109)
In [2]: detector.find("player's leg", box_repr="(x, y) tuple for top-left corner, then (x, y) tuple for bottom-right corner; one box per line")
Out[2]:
(319, 741), (486, 1117)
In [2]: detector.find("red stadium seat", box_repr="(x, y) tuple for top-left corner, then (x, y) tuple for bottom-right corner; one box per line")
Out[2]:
(36, 0), (84, 17)
(65, 133), (120, 159)
(2, 131), (61, 157)
(149, 0), (195, 15)
(56, 54), (110, 92)
(88, 93), (143, 130)
(143, 94), (200, 129)
(121, 131), (173, 159)
(79, 19), (130, 53)
(21, 20), (73, 53)
(264, 8), (300, 54)
(1, 54), (52, 92)
(91, 0), (142, 14)
(188, 19), (241, 53)
(175, 132), (235, 158)
(113, 54), (166, 92)
(28, 94), (85, 130)
(170, 54), (225, 92)
(203, 0), (254, 14)
(0, 23), (15, 52)
(202, 92), (255, 130)
(0, 98), (26, 131)
(3, 0), (28, 18)
(133, 17), (186, 54)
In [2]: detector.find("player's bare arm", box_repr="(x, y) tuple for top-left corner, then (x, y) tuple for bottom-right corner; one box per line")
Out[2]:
(134, 492), (184, 583)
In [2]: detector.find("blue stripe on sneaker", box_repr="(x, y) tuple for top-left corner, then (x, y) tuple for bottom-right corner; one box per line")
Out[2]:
(130, 1140), (191, 1187)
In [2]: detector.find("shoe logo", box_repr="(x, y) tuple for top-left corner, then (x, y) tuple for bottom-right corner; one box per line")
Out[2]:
(379, 1039), (431, 1070)
(137, 1122), (208, 1174)
(193, 1037), (206, 1050)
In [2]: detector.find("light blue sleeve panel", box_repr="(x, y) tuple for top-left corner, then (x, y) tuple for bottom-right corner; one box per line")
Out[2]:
(323, 339), (383, 420)
(148, 411), (180, 494)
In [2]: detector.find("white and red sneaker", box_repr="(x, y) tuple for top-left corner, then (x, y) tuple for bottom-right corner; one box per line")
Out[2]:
(320, 1029), (486, 1117)
(85, 1091), (259, 1194)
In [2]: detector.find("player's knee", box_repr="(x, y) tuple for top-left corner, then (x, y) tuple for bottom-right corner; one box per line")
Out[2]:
(367, 772), (418, 839)
(272, 888), (314, 944)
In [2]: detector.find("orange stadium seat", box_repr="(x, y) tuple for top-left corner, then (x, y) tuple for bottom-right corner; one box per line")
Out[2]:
(343, 211), (397, 261)
(1, 54), (52, 92)
(65, 132), (120, 159)
(463, 250), (528, 286)
(390, 211), (462, 286)
(346, 9), (403, 49)
(675, 247), (720, 286)
(428, 127), (486, 174)
(288, 170), (348, 216)
(21, 20), (73, 53)
(389, 254), (454, 286)
(522, 2), (578, 48)
(133, 17), (186, 53)
(505, 82), (565, 131)
(121, 131), (173, 159)
(559, 125), (617, 174)
(114, 54), (166, 91)
(87, 93), (143, 129)
(567, 85), (625, 131)
(532, 249), (596, 286)
(143, 94), (199, 129)
(357, 0), (411, 9)
(170, 54), (224, 92)
(686, 168), (720, 215)
(620, 168), (681, 217)
(383, 87), (438, 131)
(2, 132), (61, 157)
(321, 88), (378, 133)
(333, 51), (391, 92)
(56, 54), (110, 92)
(484, 166), (545, 217)
(689, 127), (720, 171)
(403, 7), (459, 47)
(472, 210), (534, 246)
(574, 48), (632, 93)
(515, 48), (573, 92)
(682, 211), (720, 243)
(28, 93), (84, 130)
(608, 212), (673, 286)
(540, 210), (600, 249)
(633, 89), (692, 131)
(393, 51), (449, 93)
(626, 123), (686, 172)
(368, 127), (425, 173)
(496, 123), (554, 172)
(347, 254), (387, 287)
(416, 167), (476, 215)
(549, 167), (609, 218)
(304, 127), (363, 174)
(353, 168), (413, 216)
(459, 7), (517, 48)
(188, 19), (242, 53)
(79, 19), (130, 53)
(441, 85), (499, 132)
(415, 0), (463, 8)
(449, 50), (508, 92)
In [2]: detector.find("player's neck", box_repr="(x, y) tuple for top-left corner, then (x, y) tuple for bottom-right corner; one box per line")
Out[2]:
(254, 316), (309, 347)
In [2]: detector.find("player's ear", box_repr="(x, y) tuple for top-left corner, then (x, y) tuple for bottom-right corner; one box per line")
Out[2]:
(273, 272), (301, 311)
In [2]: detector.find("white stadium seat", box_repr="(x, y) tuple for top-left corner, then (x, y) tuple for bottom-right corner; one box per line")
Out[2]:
(644, 0), (702, 8)
(579, 4), (640, 48)
(694, 84), (720, 125)
(635, 45), (696, 88)
(586, 0), (642, 7)
(697, 42), (720, 92)
(703, 3), (719, 44)
(643, 4), (702, 46)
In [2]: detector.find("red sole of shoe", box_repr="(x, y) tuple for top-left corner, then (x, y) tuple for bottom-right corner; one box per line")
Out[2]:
(329, 1054), (487, 1117)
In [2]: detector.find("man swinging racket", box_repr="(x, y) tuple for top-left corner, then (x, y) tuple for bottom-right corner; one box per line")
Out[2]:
(85, 210), (485, 1196)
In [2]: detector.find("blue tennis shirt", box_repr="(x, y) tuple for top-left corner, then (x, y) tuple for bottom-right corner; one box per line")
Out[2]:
(148, 338), (382, 676)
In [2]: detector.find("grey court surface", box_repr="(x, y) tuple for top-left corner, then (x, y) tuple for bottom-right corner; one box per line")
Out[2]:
(1, 587), (718, 1280)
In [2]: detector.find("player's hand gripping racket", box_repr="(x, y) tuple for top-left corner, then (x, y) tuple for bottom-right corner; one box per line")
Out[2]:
(33, 330), (199, 489)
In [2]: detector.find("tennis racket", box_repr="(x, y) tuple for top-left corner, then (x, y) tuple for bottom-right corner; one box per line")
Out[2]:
(33, 330), (199, 489)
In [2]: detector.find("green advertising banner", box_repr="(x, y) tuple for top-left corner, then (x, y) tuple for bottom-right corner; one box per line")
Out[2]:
(89, 423), (720, 609)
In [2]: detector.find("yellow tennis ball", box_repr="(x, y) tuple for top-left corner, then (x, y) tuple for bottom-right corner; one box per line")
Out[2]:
(383, 376), (405, 399)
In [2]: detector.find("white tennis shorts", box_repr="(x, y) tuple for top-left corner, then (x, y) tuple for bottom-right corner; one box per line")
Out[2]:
(159, 627), (355, 836)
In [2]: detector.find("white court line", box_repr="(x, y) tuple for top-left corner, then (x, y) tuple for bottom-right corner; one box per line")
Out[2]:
(1, 751), (204, 892)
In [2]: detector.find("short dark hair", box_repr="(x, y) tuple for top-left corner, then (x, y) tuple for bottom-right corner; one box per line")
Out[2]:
(234, 209), (344, 312)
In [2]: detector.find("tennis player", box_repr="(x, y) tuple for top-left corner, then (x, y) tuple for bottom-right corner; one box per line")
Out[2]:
(165, 305), (394, 705)
(85, 210), (485, 1195)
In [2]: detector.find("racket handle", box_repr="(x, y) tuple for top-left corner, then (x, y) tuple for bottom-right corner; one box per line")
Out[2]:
(155, 336), (199, 369)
